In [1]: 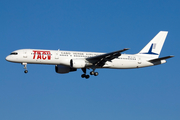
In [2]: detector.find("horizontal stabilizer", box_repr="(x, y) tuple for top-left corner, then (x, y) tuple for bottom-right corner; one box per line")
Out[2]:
(148, 55), (174, 62)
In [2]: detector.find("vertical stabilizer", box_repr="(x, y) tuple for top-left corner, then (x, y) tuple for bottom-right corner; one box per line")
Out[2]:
(138, 31), (168, 58)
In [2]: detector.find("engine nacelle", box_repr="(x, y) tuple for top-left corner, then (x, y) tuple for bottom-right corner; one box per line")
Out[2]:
(70, 59), (89, 68)
(55, 65), (77, 74)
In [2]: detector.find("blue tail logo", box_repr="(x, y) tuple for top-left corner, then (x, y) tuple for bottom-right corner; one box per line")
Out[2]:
(142, 44), (159, 55)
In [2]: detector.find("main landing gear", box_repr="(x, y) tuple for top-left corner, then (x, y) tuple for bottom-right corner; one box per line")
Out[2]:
(22, 63), (28, 73)
(81, 68), (99, 79)
(81, 68), (89, 79)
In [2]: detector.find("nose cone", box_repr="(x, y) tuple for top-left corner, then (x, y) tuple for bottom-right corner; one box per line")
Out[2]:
(6, 56), (9, 61)
(6, 55), (12, 62)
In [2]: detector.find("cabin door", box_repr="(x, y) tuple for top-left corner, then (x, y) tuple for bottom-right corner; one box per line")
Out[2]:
(55, 52), (59, 59)
(138, 57), (141, 64)
(23, 50), (27, 58)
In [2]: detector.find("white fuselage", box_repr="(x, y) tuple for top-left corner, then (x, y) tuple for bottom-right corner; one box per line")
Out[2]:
(5, 49), (166, 69)
(5, 31), (173, 78)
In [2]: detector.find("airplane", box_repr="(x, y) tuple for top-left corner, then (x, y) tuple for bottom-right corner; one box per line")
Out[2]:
(6, 31), (174, 79)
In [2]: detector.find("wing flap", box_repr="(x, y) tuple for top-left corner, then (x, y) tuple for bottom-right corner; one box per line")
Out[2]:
(87, 48), (129, 61)
(86, 48), (129, 67)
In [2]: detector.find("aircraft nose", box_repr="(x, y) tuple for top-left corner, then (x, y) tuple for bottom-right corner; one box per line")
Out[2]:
(6, 55), (11, 61)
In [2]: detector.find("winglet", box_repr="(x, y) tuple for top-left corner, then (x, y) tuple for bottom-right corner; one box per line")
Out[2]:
(121, 48), (130, 52)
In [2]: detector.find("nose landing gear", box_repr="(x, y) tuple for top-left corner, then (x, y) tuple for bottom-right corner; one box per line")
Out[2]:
(22, 63), (28, 73)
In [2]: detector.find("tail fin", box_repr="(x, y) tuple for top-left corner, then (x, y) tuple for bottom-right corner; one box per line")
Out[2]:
(138, 31), (168, 58)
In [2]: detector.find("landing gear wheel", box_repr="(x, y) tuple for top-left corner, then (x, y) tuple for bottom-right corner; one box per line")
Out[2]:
(85, 75), (90, 79)
(24, 70), (28, 73)
(81, 74), (90, 79)
(94, 72), (98, 76)
(90, 71), (94, 75)
(81, 74), (86, 78)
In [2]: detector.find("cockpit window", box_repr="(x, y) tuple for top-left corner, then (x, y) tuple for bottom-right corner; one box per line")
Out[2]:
(10, 52), (18, 55)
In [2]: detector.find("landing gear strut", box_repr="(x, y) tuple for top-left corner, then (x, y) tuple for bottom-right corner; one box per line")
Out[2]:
(22, 63), (28, 73)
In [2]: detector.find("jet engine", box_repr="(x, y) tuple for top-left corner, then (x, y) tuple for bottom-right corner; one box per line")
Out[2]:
(55, 65), (77, 74)
(70, 59), (92, 68)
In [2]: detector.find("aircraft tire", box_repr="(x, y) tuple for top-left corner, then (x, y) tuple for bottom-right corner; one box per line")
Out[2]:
(85, 75), (90, 79)
(81, 74), (86, 78)
(90, 71), (94, 75)
(24, 70), (28, 73)
(94, 72), (98, 76)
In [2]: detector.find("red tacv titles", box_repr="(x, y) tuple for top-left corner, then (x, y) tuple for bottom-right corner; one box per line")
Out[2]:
(33, 51), (51, 60)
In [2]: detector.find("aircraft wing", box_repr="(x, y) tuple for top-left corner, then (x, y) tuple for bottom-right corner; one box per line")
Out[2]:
(86, 48), (129, 67)
(148, 55), (174, 62)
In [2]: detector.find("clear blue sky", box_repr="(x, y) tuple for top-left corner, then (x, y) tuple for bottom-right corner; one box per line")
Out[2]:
(0, 0), (179, 120)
